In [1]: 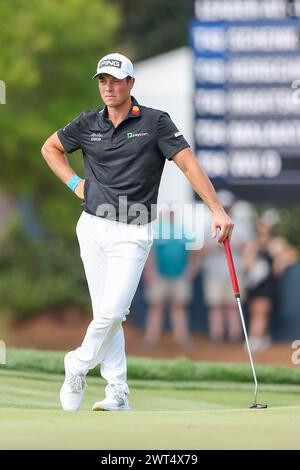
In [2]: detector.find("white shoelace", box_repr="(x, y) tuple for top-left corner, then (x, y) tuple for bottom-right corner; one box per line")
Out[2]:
(68, 373), (86, 393)
(106, 384), (127, 404)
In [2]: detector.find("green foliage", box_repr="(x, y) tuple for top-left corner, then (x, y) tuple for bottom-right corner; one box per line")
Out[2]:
(0, 0), (120, 233)
(5, 348), (300, 385)
(275, 206), (300, 253)
(116, 0), (193, 60)
(0, 225), (90, 317)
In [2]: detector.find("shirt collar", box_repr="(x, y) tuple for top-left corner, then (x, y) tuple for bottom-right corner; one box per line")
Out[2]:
(98, 96), (142, 126)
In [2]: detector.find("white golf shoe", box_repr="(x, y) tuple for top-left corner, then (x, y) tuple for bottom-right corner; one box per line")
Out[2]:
(92, 383), (131, 411)
(60, 351), (87, 411)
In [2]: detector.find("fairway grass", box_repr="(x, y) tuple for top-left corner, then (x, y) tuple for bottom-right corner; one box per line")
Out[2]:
(1, 370), (300, 449)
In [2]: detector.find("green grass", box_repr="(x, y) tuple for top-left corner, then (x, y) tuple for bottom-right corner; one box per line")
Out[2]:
(5, 347), (300, 384)
(1, 367), (300, 449)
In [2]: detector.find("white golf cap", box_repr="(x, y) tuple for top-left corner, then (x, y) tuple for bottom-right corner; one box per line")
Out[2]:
(92, 53), (135, 80)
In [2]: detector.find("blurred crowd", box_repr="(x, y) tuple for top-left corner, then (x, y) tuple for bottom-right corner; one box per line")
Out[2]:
(0, 191), (299, 353)
(142, 192), (299, 352)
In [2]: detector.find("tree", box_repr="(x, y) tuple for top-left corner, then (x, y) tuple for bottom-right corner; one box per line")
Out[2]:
(116, 0), (194, 61)
(0, 0), (120, 236)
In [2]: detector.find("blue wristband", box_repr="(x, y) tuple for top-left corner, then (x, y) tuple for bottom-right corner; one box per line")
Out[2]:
(66, 175), (82, 192)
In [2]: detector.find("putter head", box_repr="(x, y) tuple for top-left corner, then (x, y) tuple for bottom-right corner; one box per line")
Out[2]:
(249, 402), (268, 409)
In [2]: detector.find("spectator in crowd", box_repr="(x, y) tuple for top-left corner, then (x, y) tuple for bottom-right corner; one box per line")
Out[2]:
(143, 206), (198, 349)
(201, 191), (253, 345)
(242, 212), (298, 351)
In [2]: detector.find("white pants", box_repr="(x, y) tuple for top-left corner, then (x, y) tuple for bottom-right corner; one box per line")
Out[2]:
(69, 211), (153, 389)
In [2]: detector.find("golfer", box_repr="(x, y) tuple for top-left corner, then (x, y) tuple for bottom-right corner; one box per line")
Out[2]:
(41, 52), (233, 411)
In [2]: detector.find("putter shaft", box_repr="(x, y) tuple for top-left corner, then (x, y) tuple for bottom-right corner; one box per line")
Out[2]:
(236, 296), (258, 404)
(223, 238), (262, 406)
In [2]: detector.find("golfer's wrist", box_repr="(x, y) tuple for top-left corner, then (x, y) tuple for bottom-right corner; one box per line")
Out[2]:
(66, 175), (82, 192)
(210, 204), (224, 215)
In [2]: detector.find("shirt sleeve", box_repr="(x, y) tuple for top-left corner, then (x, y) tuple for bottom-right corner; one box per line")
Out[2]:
(157, 112), (190, 160)
(57, 114), (82, 153)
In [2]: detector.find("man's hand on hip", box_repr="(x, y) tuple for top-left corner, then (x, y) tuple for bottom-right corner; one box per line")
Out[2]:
(74, 180), (85, 200)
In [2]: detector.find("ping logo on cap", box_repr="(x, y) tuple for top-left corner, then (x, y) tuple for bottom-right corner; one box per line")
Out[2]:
(99, 59), (122, 69)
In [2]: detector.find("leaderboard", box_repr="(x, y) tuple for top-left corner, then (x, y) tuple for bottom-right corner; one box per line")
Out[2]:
(190, 0), (300, 201)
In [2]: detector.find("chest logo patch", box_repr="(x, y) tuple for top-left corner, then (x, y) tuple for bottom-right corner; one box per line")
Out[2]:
(90, 132), (103, 142)
(127, 132), (149, 139)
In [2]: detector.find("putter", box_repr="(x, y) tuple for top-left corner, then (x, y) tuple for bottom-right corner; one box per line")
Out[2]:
(223, 238), (267, 409)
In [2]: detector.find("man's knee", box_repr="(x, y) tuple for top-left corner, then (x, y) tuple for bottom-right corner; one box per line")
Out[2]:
(93, 310), (126, 328)
(109, 312), (126, 325)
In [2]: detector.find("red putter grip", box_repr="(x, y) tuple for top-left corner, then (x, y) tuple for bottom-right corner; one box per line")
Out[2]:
(223, 238), (240, 297)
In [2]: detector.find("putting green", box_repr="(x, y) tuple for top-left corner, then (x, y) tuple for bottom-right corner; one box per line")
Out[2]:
(0, 370), (300, 449)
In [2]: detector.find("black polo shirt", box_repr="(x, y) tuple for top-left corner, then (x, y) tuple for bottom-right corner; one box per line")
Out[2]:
(57, 97), (190, 224)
